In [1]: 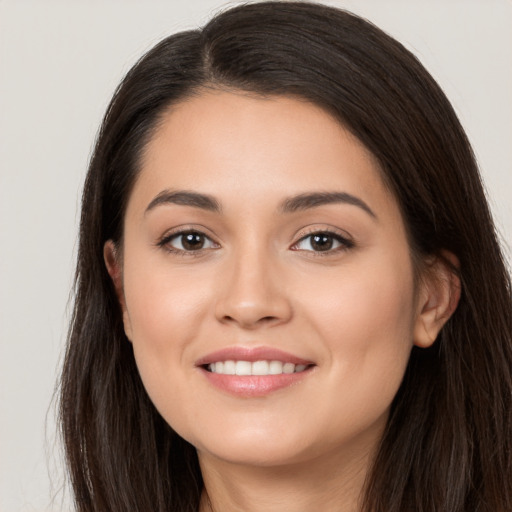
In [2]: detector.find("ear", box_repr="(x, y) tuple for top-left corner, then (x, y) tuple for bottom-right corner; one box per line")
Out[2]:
(413, 251), (461, 348)
(103, 240), (133, 341)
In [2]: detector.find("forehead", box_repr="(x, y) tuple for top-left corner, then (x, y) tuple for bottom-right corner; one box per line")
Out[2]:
(130, 90), (397, 219)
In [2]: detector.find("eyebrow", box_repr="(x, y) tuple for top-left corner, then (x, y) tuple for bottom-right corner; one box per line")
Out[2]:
(145, 190), (221, 214)
(279, 192), (376, 219)
(145, 189), (376, 219)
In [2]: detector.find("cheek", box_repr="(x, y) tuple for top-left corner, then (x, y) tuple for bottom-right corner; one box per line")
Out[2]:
(298, 252), (416, 393)
(123, 245), (213, 341)
(310, 246), (415, 336)
(317, 271), (414, 346)
(288, 256), (416, 443)
(121, 254), (213, 408)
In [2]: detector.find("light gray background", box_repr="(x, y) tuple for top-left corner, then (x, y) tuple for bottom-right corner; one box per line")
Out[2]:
(1, 1), (510, 510)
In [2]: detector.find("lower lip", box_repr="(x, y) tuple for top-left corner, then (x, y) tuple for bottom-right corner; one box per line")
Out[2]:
(200, 367), (312, 397)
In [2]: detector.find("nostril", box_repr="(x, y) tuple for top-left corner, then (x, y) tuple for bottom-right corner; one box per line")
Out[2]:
(221, 314), (279, 328)
(215, 294), (293, 328)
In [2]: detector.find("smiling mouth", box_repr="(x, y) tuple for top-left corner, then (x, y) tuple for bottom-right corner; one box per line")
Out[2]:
(197, 347), (315, 396)
(206, 360), (311, 376)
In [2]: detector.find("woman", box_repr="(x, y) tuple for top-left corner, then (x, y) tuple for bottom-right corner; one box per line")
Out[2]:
(60, 2), (512, 511)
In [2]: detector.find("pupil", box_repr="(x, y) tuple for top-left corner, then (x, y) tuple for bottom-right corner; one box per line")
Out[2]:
(311, 234), (333, 251)
(182, 232), (204, 250)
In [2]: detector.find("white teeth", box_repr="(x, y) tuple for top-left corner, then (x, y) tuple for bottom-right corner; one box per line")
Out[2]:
(269, 360), (283, 374)
(252, 360), (269, 375)
(208, 360), (309, 376)
(283, 362), (295, 374)
(223, 360), (236, 375)
(235, 361), (252, 375)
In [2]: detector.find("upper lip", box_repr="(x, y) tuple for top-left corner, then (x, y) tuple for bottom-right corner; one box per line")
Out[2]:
(195, 346), (314, 367)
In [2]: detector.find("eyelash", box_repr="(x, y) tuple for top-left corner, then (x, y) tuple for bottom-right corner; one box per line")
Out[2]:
(291, 228), (355, 256)
(157, 227), (355, 257)
(157, 227), (219, 257)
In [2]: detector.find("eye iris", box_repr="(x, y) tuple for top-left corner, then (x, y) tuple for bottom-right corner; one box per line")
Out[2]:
(311, 233), (333, 251)
(182, 232), (204, 250)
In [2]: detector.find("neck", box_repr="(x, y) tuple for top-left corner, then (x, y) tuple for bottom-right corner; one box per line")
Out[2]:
(198, 439), (377, 512)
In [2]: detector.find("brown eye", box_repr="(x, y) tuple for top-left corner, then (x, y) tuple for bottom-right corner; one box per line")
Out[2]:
(181, 232), (206, 250)
(164, 231), (217, 252)
(310, 233), (334, 251)
(293, 231), (353, 253)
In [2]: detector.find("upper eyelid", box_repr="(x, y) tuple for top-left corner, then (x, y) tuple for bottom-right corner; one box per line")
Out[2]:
(157, 229), (219, 256)
(156, 225), (354, 249)
(290, 227), (355, 253)
(158, 225), (218, 244)
(293, 225), (353, 242)
(293, 233), (352, 246)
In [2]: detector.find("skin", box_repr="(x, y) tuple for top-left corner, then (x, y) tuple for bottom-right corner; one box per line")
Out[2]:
(105, 90), (459, 512)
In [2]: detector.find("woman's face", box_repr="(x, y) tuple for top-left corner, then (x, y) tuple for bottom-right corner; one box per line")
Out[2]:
(107, 90), (431, 468)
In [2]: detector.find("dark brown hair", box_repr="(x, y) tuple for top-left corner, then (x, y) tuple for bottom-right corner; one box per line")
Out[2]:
(60, 2), (512, 511)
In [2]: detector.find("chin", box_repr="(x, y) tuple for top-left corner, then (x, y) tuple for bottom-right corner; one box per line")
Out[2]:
(197, 441), (309, 468)
(186, 423), (314, 467)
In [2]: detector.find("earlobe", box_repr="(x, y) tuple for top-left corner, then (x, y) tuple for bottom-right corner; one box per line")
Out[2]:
(103, 240), (133, 341)
(413, 252), (461, 348)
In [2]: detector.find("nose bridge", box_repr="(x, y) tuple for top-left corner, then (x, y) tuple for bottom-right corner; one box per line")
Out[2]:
(215, 236), (292, 328)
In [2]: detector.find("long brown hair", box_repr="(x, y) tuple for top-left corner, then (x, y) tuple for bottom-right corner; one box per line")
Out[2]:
(60, 2), (512, 510)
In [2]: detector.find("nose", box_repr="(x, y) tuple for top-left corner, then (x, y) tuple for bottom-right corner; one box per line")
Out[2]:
(214, 249), (293, 330)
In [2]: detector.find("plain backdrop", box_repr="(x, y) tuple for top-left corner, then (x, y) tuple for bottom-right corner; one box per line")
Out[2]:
(0, 1), (510, 510)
